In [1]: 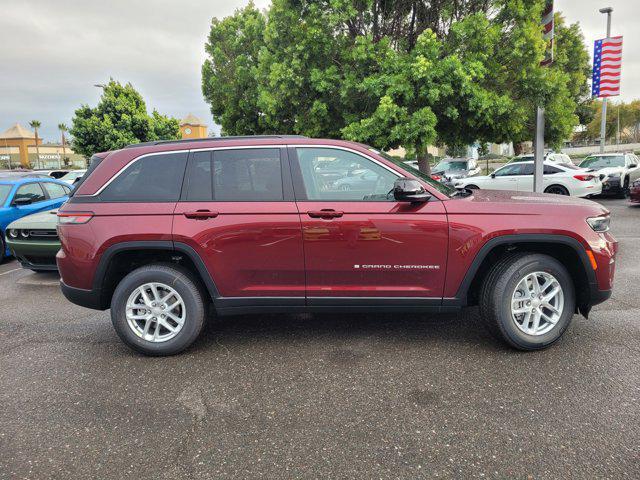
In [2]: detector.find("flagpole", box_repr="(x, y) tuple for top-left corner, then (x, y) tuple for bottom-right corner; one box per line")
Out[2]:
(599, 7), (613, 154)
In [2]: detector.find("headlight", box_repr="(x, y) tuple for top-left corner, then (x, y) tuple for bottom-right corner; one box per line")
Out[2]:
(586, 215), (610, 233)
(7, 229), (19, 238)
(20, 230), (29, 238)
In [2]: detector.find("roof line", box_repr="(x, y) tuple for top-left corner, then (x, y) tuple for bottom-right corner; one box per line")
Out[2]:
(122, 135), (308, 149)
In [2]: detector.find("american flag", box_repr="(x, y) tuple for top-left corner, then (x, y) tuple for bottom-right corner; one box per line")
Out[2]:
(592, 36), (623, 98)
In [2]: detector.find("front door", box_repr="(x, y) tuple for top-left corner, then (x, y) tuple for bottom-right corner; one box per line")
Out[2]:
(172, 147), (305, 304)
(290, 147), (448, 304)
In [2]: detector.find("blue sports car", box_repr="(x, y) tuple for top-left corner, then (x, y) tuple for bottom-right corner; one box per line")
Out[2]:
(0, 177), (72, 260)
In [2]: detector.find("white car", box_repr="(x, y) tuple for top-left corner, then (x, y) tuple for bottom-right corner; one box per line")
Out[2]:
(513, 152), (573, 165)
(578, 153), (640, 198)
(454, 161), (602, 197)
(60, 169), (86, 185)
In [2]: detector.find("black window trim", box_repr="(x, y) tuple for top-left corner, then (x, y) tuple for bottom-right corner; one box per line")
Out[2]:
(288, 145), (402, 202)
(179, 146), (294, 202)
(96, 151), (189, 204)
(13, 181), (47, 205)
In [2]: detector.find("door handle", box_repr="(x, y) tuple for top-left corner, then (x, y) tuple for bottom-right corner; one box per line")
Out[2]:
(184, 210), (219, 219)
(307, 209), (344, 219)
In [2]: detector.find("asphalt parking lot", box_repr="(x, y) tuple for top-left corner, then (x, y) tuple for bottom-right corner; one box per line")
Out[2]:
(1, 198), (638, 479)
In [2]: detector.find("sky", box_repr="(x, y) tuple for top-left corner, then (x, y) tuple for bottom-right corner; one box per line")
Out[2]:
(0, 0), (637, 142)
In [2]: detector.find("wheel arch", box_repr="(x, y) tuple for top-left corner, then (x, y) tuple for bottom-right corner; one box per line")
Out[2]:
(447, 234), (596, 314)
(93, 241), (220, 309)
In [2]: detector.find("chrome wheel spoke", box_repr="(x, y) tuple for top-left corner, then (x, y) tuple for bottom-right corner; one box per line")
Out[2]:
(511, 271), (564, 336)
(125, 282), (186, 343)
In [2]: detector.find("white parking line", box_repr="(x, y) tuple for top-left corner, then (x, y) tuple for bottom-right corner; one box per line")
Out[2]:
(0, 268), (21, 276)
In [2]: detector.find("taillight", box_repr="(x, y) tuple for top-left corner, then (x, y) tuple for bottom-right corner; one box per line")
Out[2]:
(431, 174), (441, 181)
(57, 212), (94, 224)
(574, 174), (595, 181)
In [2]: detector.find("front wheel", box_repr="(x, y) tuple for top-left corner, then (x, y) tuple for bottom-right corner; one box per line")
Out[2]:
(466, 184), (479, 190)
(544, 184), (569, 196)
(110, 264), (206, 356)
(479, 253), (575, 350)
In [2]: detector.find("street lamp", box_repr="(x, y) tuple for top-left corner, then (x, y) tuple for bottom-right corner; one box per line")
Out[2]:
(599, 7), (613, 153)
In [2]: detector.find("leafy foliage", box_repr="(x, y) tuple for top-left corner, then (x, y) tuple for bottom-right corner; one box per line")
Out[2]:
(201, 0), (591, 167)
(70, 80), (180, 157)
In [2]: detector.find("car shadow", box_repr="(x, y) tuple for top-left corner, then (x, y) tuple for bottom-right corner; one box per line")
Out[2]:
(188, 307), (505, 354)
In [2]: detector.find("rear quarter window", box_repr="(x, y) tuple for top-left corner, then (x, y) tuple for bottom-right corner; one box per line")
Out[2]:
(99, 152), (188, 202)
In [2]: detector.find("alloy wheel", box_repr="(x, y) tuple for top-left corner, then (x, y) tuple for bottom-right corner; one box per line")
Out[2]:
(125, 282), (186, 342)
(511, 271), (564, 336)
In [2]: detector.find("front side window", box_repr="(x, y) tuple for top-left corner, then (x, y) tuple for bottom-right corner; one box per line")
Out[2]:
(183, 148), (283, 201)
(294, 148), (398, 201)
(495, 164), (525, 176)
(43, 182), (70, 199)
(100, 152), (188, 202)
(14, 183), (46, 204)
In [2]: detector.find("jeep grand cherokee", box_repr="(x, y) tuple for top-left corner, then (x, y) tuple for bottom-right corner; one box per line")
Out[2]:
(57, 136), (617, 356)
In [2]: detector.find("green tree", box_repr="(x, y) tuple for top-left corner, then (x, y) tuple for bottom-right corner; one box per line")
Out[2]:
(201, 0), (591, 171)
(28, 120), (41, 169)
(202, 3), (267, 135)
(58, 123), (68, 168)
(70, 80), (180, 158)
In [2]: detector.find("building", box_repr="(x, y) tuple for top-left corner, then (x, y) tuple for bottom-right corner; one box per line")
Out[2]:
(179, 114), (208, 139)
(0, 123), (41, 167)
(0, 123), (85, 169)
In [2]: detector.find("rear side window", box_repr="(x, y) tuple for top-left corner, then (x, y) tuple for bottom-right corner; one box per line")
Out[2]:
(100, 152), (188, 202)
(544, 165), (561, 174)
(43, 182), (70, 199)
(183, 148), (283, 201)
(14, 183), (46, 204)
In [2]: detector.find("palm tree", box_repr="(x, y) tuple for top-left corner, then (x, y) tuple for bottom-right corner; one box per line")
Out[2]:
(29, 120), (42, 169)
(58, 123), (68, 168)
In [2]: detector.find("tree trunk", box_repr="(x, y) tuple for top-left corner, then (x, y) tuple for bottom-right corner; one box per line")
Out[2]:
(513, 142), (525, 156)
(416, 150), (431, 175)
(60, 133), (66, 169)
(34, 129), (40, 169)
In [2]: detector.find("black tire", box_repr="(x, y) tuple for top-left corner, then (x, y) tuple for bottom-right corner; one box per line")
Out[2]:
(30, 269), (51, 273)
(110, 264), (206, 356)
(466, 184), (479, 190)
(544, 184), (569, 196)
(0, 235), (5, 263)
(479, 253), (575, 351)
(617, 177), (629, 199)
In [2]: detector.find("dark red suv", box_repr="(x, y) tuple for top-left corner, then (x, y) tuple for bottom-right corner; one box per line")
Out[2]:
(57, 136), (617, 355)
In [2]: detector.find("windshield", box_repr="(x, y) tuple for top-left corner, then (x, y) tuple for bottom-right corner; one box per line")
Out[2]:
(434, 160), (467, 171)
(580, 155), (625, 169)
(369, 149), (456, 196)
(0, 184), (11, 205)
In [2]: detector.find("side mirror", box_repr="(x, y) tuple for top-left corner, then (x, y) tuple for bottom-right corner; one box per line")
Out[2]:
(490, 173), (496, 179)
(393, 178), (431, 203)
(629, 164), (638, 168)
(13, 197), (32, 206)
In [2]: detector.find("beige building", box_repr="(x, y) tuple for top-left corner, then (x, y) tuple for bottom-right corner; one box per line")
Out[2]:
(179, 114), (208, 139)
(0, 123), (85, 169)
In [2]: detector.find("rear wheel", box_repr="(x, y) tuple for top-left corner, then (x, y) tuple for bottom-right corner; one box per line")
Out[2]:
(479, 253), (575, 350)
(0, 236), (4, 263)
(544, 184), (569, 196)
(110, 264), (205, 356)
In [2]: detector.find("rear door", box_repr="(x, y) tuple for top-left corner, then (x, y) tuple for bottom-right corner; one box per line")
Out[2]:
(172, 147), (305, 304)
(290, 146), (448, 302)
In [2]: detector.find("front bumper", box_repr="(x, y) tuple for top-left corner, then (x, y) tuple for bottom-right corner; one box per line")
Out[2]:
(6, 238), (61, 271)
(601, 177), (623, 195)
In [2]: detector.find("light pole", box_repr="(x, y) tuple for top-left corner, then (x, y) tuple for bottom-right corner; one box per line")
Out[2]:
(599, 7), (613, 153)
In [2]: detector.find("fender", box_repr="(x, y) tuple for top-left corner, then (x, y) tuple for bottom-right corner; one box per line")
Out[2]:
(444, 233), (597, 307)
(91, 240), (221, 307)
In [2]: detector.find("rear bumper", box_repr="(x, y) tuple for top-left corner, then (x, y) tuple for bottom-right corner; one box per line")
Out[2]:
(60, 281), (106, 310)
